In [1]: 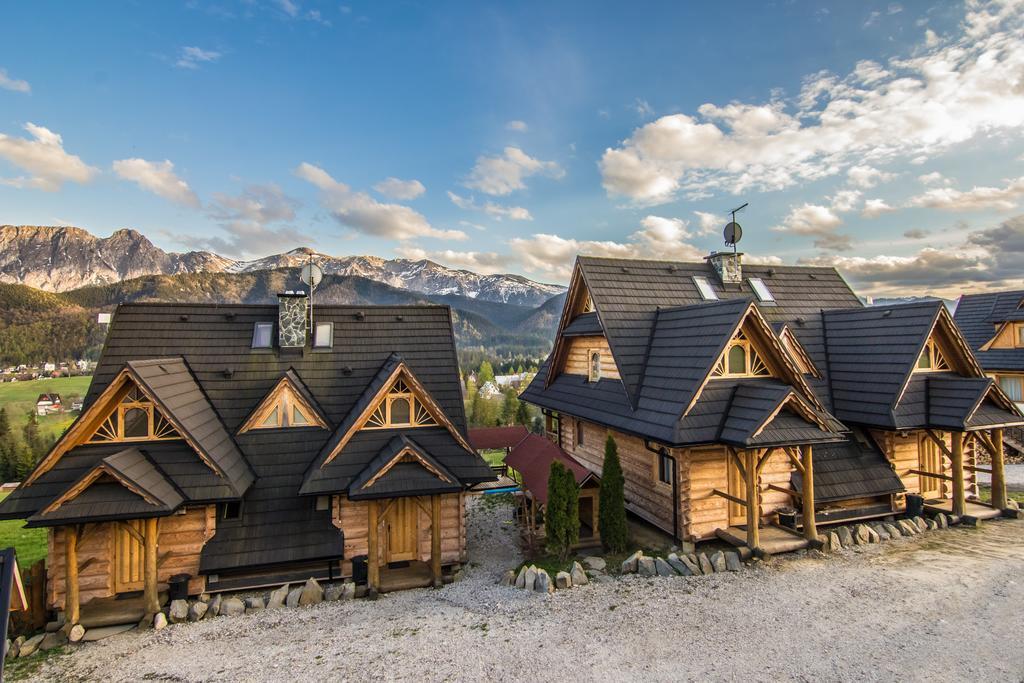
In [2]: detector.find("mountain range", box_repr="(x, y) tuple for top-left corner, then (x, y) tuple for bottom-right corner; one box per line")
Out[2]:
(0, 225), (563, 307)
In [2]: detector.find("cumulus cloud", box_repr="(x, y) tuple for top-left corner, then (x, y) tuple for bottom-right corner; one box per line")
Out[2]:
(907, 176), (1024, 211)
(112, 158), (200, 207)
(394, 246), (512, 275)
(447, 191), (532, 221)
(0, 68), (30, 93)
(600, 1), (1024, 204)
(830, 189), (863, 212)
(296, 162), (465, 241)
(176, 46), (221, 69)
(862, 198), (897, 218)
(773, 203), (850, 250)
(847, 165), (896, 189)
(373, 177), (425, 200)
(904, 228), (930, 238)
(182, 183), (308, 257)
(0, 122), (99, 191)
(918, 171), (950, 186)
(694, 210), (721, 236)
(464, 146), (563, 196)
(505, 120), (528, 132)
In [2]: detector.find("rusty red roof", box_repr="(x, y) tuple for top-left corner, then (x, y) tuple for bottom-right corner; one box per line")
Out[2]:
(505, 434), (597, 505)
(468, 425), (530, 451)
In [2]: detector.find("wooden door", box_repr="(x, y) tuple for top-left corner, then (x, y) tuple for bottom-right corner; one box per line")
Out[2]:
(385, 498), (418, 563)
(918, 435), (943, 499)
(114, 520), (145, 593)
(727, 452), (747, 526)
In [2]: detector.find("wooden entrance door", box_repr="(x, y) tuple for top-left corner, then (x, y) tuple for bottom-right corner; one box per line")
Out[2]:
(114, 520), (145, 593)
(918, 435), (943, 499)
(727, 452), (747, 526)
(384, 498), (418, 563)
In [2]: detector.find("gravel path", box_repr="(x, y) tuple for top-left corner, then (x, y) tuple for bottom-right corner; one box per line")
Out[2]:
(23, 498), (1024, 682)
(976, 463), (1024, 486)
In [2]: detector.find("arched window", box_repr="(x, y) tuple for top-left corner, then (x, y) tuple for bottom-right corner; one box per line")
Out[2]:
(366, 378), (439, 429)
(588, 350), (602, 382)
(88, 384), (182, 443)
(727, 345), (747, 374)
(711, 331), (771, 378)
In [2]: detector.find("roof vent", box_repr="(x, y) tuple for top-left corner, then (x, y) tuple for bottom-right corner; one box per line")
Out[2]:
(808, 273), (817, 280)
(795, 316), (806, 327)
(222, 368), (234, 378)
(882, 309), (892, 317)
(621, 266), (629, 273)
(396, 315), (404, 321)
(767, 267), (776, 277)
(342, 365), (353, 375)
(355, 311), (365, 321)
(224, 312), (236, 320)
(180, 314), (189, 321)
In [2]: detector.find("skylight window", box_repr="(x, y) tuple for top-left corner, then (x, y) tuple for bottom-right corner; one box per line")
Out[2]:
(252, 322), (273, 349)
(693, 276), (718, 301)
(748, 277), (775, 303)
(313, 322), (333, 348)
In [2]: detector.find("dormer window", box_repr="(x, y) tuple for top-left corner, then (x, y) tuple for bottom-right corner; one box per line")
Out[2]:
(588, 350), (602, 382)
(915, 339), (950, 372)
(88, 385), (181, 443)
(239, 374), (327, 433)
(711, 331), (770, 378)
(366, 379), (438, 429)
(748, 277), (775, 303)
(252, 322), (273, 349)
(1017, 323), (1024, 347)
(693, 276), (718, 301)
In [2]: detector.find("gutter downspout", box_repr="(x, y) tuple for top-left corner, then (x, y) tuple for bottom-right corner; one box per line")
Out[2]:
(645, 439), (679, 541)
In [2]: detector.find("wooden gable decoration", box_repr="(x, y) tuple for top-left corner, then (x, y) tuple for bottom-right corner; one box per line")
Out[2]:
(778, 327), (821, 378)
(360, 446), (456, 491)
(710, 329), (772, 378)
(85, 381), (182, 444)
(546, 260), (608, 386)
(238, 374), (328, 433)
(321, 362), (472, 468)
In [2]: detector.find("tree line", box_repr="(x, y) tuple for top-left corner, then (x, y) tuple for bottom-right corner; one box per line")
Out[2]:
(0, 408), (54, 482)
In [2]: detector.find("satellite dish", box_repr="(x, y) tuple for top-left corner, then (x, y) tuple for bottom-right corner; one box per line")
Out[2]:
(300, 262), (324, 290)
(724, 221), (743, 246)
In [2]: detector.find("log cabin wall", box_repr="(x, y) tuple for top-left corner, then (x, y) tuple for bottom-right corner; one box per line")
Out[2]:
(560, 417), (675, 532)
(562, 336), (620, 380)
(47, 505), (215, 609)
(872, 429), (978, 505)
(680, 446), (796, 541)
(333, 493), (464, 578)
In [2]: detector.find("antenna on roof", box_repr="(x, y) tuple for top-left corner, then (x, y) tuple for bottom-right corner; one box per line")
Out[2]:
(724, 202), (747, 255)
(300, 253), (324, 332)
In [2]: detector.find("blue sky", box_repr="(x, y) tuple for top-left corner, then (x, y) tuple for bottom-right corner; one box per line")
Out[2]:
(1, 0), (1022, 297)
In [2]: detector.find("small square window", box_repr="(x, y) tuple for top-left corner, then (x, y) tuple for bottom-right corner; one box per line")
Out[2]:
(314, 322), (333, 348)
(748, 277), (775, 303)
(315, 495), (330, 512)
(220, 500), (242, 521)
(252, 322), (273, 348)
(576, 419), (585, 448)
(693, 276), (718, 301)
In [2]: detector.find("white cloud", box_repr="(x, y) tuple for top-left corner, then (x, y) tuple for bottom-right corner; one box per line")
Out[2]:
(864, 10), (882, 27)
(0, 122), (99, 191)
(296, 162), (465, 241)
(831, 189), (863, 212)
(182, 183), (308, 257)
(464, 146), (563, 196)
(694, 211), (721, 236)
(904, 228), (930, 238)
(633, 98), (654, 118)
(176, 46), (221, 69)
(0, 68), (30, 93)
(918, 171), (949, 186)
(373, 177), (425, 200)
(847, 165), (896, 189)
(447, 191), (532, 221)
(394, 246), (511, 274)
(600, 2), (1024, 204)
(773, 203), (849, 251)
(112, 158), (200, 207)
(505, 120), (528, 132)
(907, 176), (1024, 211)
(277, 0), (299, 17)
(862, 198), (897, 218)
(925, 28), (941, 46)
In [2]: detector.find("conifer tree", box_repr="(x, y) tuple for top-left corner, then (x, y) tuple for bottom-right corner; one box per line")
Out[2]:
(545, 461), (579, 561)
(599, 434), (629, 552)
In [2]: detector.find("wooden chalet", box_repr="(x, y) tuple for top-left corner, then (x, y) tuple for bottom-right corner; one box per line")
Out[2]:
(955, 289), (1024, 458)
(520, 252), (1024, 553)
(0, 295), (493, 627)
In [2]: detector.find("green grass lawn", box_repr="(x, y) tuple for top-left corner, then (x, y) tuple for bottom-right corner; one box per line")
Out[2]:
(978, 485), (1024, 505)
(0, 492), (46, 566)
(0, 375), (92, 441)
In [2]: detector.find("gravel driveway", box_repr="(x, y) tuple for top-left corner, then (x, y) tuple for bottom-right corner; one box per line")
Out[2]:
(22, 498), (1024, 682)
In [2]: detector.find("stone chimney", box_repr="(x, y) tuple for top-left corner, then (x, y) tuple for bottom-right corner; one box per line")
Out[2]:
(705, 251), (743, 285)
(278, 291), (308, 348)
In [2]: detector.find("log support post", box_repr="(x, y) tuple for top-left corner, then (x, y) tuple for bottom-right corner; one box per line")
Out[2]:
(951, 431), (966, 517)
(991, 428), (1007, 510)
(65, 525), (80, 627)
(143, 517), (160, 622)
(744, 449), (760, 552)
(367, 500), (380, 590)
(431, 495), (442, 587)
(800, 444), (818, 542)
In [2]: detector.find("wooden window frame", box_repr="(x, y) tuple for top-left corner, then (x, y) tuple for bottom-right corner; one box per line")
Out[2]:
(246, 387), (320, 431)
(219, 500), (242, 522)
(365, 380), (439, 430)
(575, 419), (585, 448)
(1015, 323), (1024, 348)
(711, 333), (771, 379)
(914, 339), (951, 373)
(587, 349), (602, 382)
(87, 385), (182, 444)
(656, 451), (673, 487)
(252, 322), (274, 349)
(313, 322), (334, 349)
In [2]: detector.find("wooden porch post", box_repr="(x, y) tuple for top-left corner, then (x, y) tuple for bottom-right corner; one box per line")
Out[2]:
(431, 495), (442, 587)
(800, 445), (817, 542)
(744, 449), (760, 551)
(65, 525), (80, 627)
(951, 431), (966, 517)
(991, 428), (1007, 510)
(143, 517), (159, 621)
(367, 500), (380, 590)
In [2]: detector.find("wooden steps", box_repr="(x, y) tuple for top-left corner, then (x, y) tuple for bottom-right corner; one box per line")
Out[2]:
(378, 561), (433, 593)
(715, 525), (809, 555)
(80, 591), (167, 629)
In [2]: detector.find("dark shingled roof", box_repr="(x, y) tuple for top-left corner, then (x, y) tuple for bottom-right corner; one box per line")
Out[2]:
(347, 435), (461, 500)
(718, 384), (842, 448)
(792, 432), (905, 503)
(561, 311), (604, 336)
(2, 302), (490, 575)
(955, 289), (1024, 371)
